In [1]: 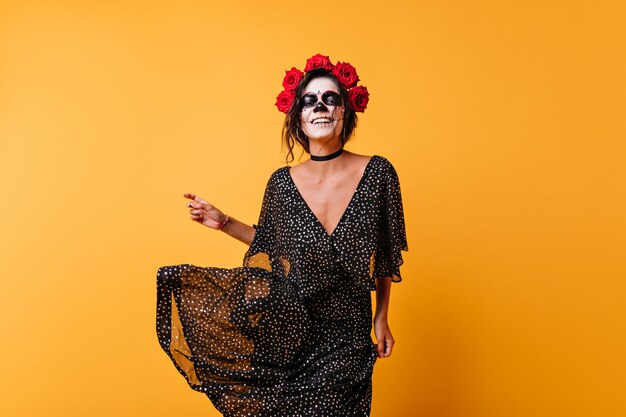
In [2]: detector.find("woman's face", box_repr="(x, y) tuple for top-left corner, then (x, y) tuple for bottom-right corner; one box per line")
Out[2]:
(299, 77), (345, 147)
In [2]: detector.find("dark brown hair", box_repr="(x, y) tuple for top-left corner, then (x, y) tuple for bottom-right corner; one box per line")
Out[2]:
(281, 68), (358, 164)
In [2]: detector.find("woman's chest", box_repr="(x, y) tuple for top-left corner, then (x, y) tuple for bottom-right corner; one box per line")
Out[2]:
(272, 176), (385, 253)
(289, 172), (364, 234)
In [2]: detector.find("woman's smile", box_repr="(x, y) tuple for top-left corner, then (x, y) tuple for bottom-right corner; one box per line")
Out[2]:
(310, 116), (334, 127)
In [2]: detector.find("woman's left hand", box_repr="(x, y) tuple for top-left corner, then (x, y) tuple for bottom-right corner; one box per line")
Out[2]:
(373, 316), (395, 358)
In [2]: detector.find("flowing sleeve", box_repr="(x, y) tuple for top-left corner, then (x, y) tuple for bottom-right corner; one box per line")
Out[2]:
(372, 159), (408, 283)
(243, 172), (278, 272)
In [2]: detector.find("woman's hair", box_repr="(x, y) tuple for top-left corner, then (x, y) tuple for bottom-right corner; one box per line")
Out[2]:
(281, 68), (358, 164)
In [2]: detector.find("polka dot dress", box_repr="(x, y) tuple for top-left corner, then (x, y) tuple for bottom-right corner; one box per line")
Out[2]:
(157, 155), (408, 416)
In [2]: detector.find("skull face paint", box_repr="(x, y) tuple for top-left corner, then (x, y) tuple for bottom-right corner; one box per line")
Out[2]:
(300, 77), (345, 146)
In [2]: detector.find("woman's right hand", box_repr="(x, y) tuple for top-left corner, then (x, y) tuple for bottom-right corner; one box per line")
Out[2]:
(183, 193), (227, 230)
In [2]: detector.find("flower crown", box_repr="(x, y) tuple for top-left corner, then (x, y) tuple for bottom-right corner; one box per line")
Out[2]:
(275, 54), (369, 114)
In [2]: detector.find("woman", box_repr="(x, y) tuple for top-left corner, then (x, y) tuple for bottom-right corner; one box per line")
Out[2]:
(157, 54), (407, 416)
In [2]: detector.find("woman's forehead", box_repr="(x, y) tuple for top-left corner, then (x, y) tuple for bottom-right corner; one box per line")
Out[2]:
(303, 77), (339, 94)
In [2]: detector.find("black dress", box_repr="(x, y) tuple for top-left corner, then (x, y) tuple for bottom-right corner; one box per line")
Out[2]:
(156, 155), (407, 416)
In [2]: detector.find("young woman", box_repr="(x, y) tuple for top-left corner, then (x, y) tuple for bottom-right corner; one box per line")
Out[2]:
(157, 54), (407, 416)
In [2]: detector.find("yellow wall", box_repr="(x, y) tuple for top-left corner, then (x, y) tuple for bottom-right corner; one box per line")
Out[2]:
(1, 1), (624, 416)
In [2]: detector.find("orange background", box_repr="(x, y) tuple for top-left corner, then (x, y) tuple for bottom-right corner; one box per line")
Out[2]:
(1, 1), (625, 416)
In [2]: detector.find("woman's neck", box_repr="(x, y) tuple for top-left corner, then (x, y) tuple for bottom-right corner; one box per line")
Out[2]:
(308, 137), (343, 158)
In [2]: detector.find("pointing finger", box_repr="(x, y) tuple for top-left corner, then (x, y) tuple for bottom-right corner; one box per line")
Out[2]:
(183, 193), (208, 205)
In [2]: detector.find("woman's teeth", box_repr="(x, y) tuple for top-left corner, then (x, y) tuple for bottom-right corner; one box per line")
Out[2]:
(312, 118), (332, 126)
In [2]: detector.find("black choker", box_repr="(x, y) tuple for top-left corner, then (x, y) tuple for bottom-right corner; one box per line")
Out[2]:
(310, 148), (343, 162)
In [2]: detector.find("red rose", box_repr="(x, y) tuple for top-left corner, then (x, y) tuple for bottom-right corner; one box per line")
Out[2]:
(347, 86), (369, 112)
(304, 54), (334, 72)
(332, 62), (359, 89)
(275, 89), (295, 113)
(282, 67), (303, 91)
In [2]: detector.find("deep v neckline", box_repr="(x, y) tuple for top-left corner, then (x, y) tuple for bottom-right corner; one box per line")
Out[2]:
(286, 156), (376, 239)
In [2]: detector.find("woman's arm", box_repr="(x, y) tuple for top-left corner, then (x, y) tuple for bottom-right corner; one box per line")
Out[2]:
(219, 216), (255, 245)
(184, 193), (255, 246)
(374, 276), (395, 358)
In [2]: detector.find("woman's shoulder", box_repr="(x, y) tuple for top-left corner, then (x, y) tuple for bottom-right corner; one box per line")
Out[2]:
(269, 165), (290, 177)
(345, 152), (393, 165)
(264, 165), (291, 189)
(364, 154), (398, 175)
(342, 151), (390, 168)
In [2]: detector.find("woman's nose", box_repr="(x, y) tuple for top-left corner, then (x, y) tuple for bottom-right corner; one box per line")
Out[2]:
(313, 101), (328, 112)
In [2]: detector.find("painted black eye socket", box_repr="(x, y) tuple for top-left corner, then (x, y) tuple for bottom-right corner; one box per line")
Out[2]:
(301, 94), (319, 108)
(301, 91), (343, 109)
(322, 92), (342, 106)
